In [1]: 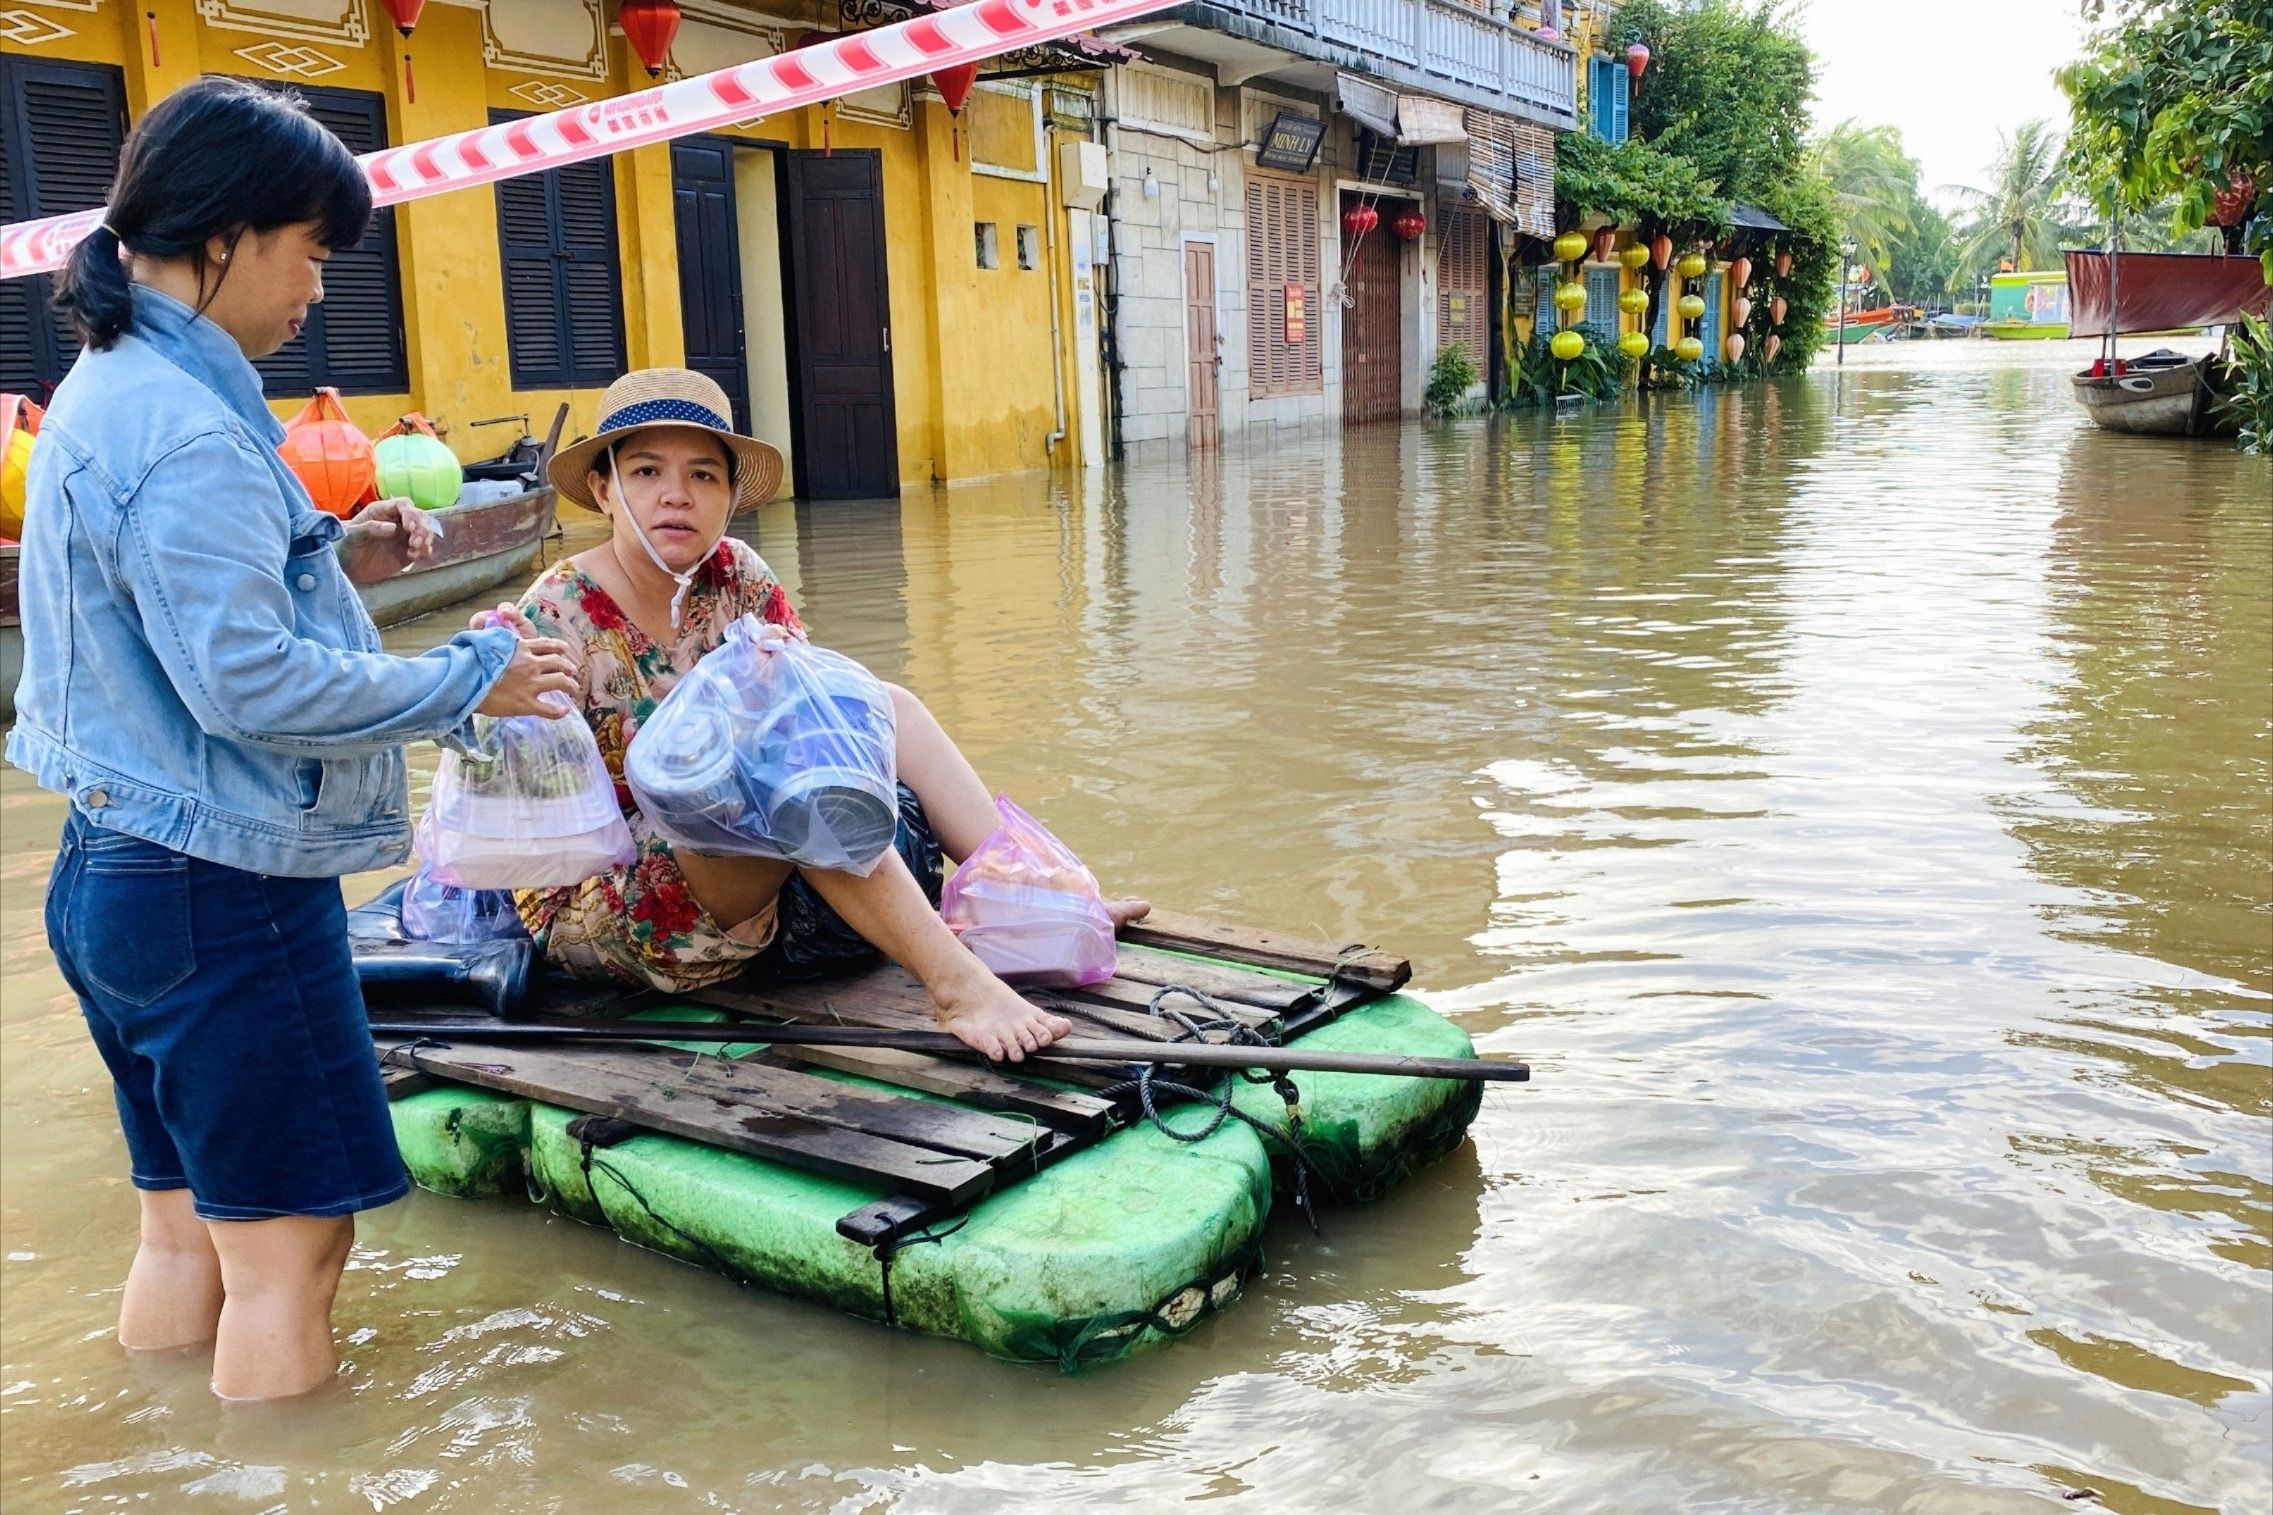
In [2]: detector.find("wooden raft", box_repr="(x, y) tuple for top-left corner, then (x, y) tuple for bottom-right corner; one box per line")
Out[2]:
(373, 913), (1410, 1249)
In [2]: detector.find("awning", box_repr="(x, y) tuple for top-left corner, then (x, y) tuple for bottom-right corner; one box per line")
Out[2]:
(1396, 95), (1466, 145)
(1464, 109), (1555, 238)
(1335, 74), (1465, 145)
(1728, 203), (1790, 233)
(2065, 250), (2271, 339)
(1337, 73), (1399, 140)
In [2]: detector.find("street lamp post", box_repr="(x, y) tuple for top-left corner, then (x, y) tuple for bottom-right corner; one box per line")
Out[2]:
(1836, 233), (1857, 367)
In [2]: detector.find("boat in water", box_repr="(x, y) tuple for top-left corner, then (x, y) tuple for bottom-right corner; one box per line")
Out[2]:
(2065, 251), (2270, 438)
(1, 406), (567, 722)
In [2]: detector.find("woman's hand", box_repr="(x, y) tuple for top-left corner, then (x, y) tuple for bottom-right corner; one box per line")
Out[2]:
(476, 636), (577, 718)
(339, 497), (442, 585)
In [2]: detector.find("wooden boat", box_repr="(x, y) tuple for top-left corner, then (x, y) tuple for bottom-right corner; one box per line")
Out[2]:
(364, 903), (1496, 1367)
(2065, 251), (2269, 439)
(1, 406), (567, 721)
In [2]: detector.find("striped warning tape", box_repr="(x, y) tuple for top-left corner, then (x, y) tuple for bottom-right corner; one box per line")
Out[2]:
(2, 0), (1171, 282)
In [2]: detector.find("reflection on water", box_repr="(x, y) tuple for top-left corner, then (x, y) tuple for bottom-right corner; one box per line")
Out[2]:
(2, 355), (2267, 1512)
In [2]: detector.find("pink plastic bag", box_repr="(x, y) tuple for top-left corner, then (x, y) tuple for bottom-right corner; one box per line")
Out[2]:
(940, 795), (1117, 987)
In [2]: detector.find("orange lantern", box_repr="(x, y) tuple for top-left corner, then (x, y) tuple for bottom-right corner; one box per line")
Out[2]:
(1729, 255), (1752, 287)
(1593, 226), (1617, 263)
(1724, 333), (1746, 363)
(278, 388), (377, 518)
(1771, 295), (1788, 325)
(1650, 233), (1673, 270)
(1763, 333), (1782, 363)
(1731, 295), (1752, 327)
(1774, 248), (1793, 278)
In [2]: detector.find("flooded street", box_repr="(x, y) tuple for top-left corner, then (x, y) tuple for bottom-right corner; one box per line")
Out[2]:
(2, 343), (2268, 1512)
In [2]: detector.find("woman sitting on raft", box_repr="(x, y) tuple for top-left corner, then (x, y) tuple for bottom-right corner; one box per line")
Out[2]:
(488, 369), (1144, 1061)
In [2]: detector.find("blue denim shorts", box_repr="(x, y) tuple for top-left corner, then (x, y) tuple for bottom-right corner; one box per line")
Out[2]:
(45, 808), (409, 1221)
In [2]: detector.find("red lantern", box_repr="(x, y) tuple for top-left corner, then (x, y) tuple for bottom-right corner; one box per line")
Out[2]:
(620, 0), (679, 78)
(1650, 233), (1673, 270)
(1392, 210), (1426, 242)
(1625, 42), (1650, 84)
(377, 0), (424, 34)
(931, 62), (979, 116)
(1341, 204), (1379, 238)
(1593, 226), (1617, 263)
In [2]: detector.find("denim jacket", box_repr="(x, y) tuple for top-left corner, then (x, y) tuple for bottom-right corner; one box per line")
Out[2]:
(6, 286), (518, 877)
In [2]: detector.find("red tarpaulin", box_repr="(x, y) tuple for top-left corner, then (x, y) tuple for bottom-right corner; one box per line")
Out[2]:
(2065, 250), (2270, 339)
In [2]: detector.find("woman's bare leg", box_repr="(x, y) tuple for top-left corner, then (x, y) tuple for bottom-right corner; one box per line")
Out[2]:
(205, 1215), (355, 1400)
(119, 1189), (223, 1352)
(674, 849), (795, 931)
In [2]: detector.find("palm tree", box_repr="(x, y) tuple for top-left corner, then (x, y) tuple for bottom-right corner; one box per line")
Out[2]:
(1807, 120), (1917, 295)
(1944, 120), (2080, 291)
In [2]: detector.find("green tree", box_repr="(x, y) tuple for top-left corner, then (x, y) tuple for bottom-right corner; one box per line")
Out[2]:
(1946, 120), (2081, 289)
(1806, 120), (1917, 295)
(1884, 193), (1959, 306)
(2061, 0), (2272, 271)
(1615, 0), (1814, 209)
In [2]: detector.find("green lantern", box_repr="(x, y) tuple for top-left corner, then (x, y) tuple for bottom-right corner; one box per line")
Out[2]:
(1676, 335), (1704, 362)
(1677, 251), (1708, 279)
(1618, 287), (1649, 315)
(1619, 244), (1650, 272)
(1618, 331), (1649, 359)
(1552, 230), (1589, 264)
(1678, 293), (1706, 320)
(1554, 281), (1589, 314)
(374, 421), (464, 512)
(1550, 329), (1585, 361)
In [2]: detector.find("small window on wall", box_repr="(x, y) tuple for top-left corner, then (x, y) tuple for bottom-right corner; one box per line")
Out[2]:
(975, 222), (1000, 270)
(492, 109), (626, 390)
(1015, 226), (1040, 270)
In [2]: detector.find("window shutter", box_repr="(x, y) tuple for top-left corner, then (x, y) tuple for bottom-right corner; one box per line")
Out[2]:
(1582, 265), (1620, 344)
(1610, 65), (1630, 145)
(0, 58), (128, 400)
(1245, 174), (1320, 399)
(555, 157), (626, 383)
(1700, 270), (1724, 355)
(494, 112), (624, 389)
(1436, 208), (1487, 364)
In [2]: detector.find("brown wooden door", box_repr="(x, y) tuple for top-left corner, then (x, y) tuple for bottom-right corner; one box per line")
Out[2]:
(1342, 218), (1402, 426)
(783, 149), (899, 500)
(1184, 243), (1220, 449)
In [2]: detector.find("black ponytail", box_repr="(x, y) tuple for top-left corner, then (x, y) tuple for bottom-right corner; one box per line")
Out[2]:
(54, 77), (373, 352)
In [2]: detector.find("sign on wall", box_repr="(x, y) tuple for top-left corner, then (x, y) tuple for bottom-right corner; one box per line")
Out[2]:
(1283, 282), (1307, 344)
(1255, 110), (1324, 173)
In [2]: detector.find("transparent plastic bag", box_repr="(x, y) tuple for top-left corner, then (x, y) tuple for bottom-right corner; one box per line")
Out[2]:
(420, 703), (636, 890)
(940, 795), (1117, 987)
(399, 859), (528, 943)
(626, 615), (900, 874)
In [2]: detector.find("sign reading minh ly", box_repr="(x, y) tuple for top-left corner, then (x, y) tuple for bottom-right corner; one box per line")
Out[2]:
(1255, 110), (1326, 173)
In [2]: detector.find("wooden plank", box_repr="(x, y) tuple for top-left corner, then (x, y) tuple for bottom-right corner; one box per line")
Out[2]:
(1119, 911), (1410, 993)
(1065, 975), (1285, 1033)
(756, 1045), (1117, 1137)
(373, 1035), (996, 1203)
(380, 1062), (435, 1101)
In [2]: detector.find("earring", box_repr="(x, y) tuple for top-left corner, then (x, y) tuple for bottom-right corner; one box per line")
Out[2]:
(219, 252), (231, 264)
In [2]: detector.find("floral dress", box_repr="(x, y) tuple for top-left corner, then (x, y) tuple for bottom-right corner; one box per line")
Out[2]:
(511, 538), (806, 990)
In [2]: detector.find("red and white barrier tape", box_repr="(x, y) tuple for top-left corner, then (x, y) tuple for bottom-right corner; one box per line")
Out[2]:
(2, 0), (1168, 282)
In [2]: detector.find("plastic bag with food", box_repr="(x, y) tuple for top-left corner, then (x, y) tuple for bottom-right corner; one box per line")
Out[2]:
(626, 614), (900, 875)
(399, 858), (528, 943)
(940, 795), (1117, 986)
(420, 702), (636, 889)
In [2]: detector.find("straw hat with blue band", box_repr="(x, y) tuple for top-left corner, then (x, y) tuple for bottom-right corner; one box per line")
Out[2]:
(549, 369), (784, 513)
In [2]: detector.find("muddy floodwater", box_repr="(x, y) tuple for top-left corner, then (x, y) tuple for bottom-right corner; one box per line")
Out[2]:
(2, 341), (2268, 1512)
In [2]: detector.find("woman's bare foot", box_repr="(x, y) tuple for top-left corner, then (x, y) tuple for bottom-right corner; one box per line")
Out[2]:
(1108, 897), (1151, 930)
(931, 962), (1073, 1062)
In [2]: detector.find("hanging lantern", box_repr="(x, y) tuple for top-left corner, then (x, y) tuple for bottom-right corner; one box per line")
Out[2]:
(1619, 287), (1649, 315)
(1729, 255), (1752, 288)
(1618, 331), (1650, 360)
(1555, 281), (1588, 313)
(931, 61), (979, 116)
(378, 0), (425, 33)
(1650, 233), (1673, 270)
(1677, 293), (1705, 320)
(279, 389), (377, 519)
(1775, 248), (1794, 278)
(1675, 335), (1704, 362)
(2209, 168), (2257, 227)
(1625, 41), (1650, 84)
(1593, 227), (1617, 264)
(1341, 204), (1379, 238)
(1550, 330), (1585, 361)
(1676, 251), (1708, 280)
(1763, 333), (1782, 363)
(1770, 295), (1788, 325)
(1392, 209), (1426, 242)
(1731, 296), (1752, 327)
(619, 0), (680, 78)
(1723, 333), (1746, 363)
(1620, 243), (1650, 272)
(1553, 229), (1589, 264)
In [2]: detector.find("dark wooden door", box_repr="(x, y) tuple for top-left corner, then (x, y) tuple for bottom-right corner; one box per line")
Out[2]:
(0, 57), (128, 403)
(783, 150), (898, 500)
(672, 139), (750, 434)
(1342, 216), (1402, 426)
(1184, 243), (1219, 449)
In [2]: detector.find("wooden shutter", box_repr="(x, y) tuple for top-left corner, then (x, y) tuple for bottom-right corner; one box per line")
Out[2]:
(1589, 60), (1629, 145)
(249, 84), (407, 397)
(493, 111), (625, 389)
(0, 58), (128, 402)
(1245, 172), (1320, 399)
(1435, 208), (1488, 364)
(1582, 265), (1620, 343)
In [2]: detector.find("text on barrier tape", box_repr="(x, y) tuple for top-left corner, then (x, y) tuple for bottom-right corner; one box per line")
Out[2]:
(1, 0), (1174, 282)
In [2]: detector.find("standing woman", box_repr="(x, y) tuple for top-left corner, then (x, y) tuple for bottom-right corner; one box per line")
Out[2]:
(6, 79), (575, 1401)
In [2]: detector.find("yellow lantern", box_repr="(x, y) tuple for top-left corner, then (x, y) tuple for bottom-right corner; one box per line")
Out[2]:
(1676, 335), (1704, 362)
(1618, 331), (1650, 359)
(1619, 287), (1649, 315)
(1678, 293), (1706, 320)
(1550, 329), (1585, 361)
(1552, 230), (1589, 264)
(1677, 251), (1709, 279)
(1555, 281), (1588, 313)
(1620, 244), (1650, 272)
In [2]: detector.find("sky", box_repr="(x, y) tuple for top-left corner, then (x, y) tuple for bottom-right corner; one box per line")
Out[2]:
(1794, 0), (2091, 209)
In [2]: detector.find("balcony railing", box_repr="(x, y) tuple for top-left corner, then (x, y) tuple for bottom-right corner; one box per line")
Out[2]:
(1211, 0), (1577, 125)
